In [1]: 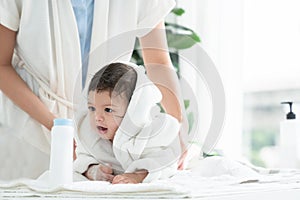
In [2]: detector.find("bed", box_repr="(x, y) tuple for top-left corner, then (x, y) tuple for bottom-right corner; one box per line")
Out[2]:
(1, 156), (300, 199)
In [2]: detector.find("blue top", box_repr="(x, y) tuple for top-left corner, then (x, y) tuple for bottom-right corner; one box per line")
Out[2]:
(71, 0), (95, 87)
(54, 118), (73, 126)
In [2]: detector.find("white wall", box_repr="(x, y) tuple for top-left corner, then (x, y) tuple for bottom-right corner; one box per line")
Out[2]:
(243, 0), (300, 92)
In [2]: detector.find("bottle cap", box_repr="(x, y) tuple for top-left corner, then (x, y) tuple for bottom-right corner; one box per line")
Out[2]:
(53, 118), (73, 126)
(281, 102), (296, 120)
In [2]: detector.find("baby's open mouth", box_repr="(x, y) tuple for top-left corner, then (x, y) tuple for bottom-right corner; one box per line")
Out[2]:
(97, 126), (108, 134)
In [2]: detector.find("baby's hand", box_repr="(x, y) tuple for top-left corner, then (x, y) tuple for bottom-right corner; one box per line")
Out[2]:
(84, 163), (114, 182)
(112, 170), (148, 184)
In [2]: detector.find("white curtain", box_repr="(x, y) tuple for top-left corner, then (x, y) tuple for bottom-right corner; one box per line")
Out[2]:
(177, 0), (244, 158)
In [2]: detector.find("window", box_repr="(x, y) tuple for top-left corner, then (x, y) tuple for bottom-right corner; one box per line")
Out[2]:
(243, 0), (300, 167)
(176, 0), (300, 166)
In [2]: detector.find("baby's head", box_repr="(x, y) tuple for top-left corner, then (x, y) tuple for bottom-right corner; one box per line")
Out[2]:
(87, 62), (137, 141)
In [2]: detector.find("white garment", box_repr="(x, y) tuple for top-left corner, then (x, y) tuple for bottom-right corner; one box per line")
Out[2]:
(0, 0), (174, 152)
(0, 0), (175, 155)
(74, 63), (181, 183)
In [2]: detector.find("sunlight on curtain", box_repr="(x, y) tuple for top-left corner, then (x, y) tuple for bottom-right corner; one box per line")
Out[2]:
(177, 0), (244, 159)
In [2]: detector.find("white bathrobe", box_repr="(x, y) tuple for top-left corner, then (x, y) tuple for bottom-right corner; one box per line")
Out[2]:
(0, 0), (175, 154)
(74, 63), (181, 183)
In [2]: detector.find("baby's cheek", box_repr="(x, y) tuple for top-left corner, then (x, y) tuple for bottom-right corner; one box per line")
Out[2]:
(113, 116), (123, 126)
(88, 113), (96, 126)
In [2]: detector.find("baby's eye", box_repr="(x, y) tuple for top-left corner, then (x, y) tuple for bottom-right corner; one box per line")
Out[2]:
(104, 108), (113, 113)
(88, 106), (96, 112)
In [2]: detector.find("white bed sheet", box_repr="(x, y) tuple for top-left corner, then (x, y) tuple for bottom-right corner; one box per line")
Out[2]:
(1, 135), (300, 200)
(1, 168), (300, 199)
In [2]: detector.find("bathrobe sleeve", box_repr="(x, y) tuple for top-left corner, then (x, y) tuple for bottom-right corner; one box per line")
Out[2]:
(0, 0), (22, 31)
(74, 114), (125, 180)
(73, 140), (99, 179)
(136, 0), (176, 37)
(73, 116), (100, 179)
(130, 114), (181, 183)
(113, 112), (181, 183)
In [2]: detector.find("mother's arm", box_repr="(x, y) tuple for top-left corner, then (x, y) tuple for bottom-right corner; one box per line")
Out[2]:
(139, 21), (182, 122)
(139, 21), (188, 169)
(0, 24), (55, 130)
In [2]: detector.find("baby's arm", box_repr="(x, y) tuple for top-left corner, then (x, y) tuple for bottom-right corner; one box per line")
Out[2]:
(84, 164), (114, 182)
(74, 143), (114, 182)
(112, 170), (148, 184)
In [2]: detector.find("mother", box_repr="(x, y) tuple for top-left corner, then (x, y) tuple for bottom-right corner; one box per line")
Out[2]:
(0, 0), (187, 179)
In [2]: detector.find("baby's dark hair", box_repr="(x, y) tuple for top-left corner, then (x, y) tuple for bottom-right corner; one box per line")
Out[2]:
(88, 63), (137, 101)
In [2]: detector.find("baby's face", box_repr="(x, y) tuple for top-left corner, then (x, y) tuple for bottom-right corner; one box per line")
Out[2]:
(88, 91), (128, 141)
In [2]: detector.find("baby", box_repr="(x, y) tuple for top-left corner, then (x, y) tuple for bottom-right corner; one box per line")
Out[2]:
(74, 62), (181, 184)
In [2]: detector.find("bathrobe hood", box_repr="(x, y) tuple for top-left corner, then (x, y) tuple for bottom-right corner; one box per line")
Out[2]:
(112, 62), (181, 182)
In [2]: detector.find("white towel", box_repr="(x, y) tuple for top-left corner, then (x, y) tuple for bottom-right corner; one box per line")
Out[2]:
(111, 62), (181, 182)
(0, 170), (190, 199)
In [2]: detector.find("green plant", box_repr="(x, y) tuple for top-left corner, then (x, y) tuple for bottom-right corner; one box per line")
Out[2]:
(131, 7), (201, 71)
(249, 129), (277, 167)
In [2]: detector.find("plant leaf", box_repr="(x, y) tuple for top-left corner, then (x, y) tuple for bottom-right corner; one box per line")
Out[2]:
(184, 99), (190, 109)
(165, 22), (201, 49)
(166, 31), (199, 49)
(190, 32), (201, 43)
(171, 8), (185, 16)
(187, 111), (194, 134)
